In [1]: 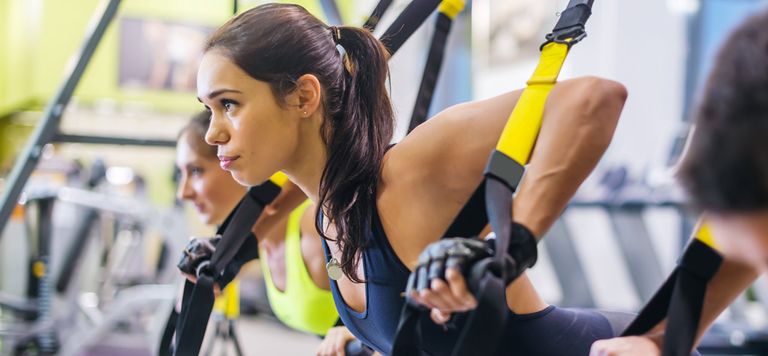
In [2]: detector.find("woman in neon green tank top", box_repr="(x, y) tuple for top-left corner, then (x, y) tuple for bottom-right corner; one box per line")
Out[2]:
(176, 112), (361, 353)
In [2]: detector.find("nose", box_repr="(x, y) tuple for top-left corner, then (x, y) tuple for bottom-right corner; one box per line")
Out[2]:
(205, 112), (230, 146)
(177, 172), (195, 201)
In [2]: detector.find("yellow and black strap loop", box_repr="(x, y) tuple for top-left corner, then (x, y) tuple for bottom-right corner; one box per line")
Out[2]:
(485, 0), (590, 282)
(392, 1), (594, 355)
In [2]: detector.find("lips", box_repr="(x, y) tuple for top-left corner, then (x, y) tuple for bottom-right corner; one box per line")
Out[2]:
(218, 155), (239, 170)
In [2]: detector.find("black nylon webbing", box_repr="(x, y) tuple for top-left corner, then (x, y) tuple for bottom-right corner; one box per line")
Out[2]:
(408, 12), (453, 133)
(363, 0), (394, 31)
(380, 0), (442, 56)
(621, 239), (723, 356)
(158, 309), (178, 355)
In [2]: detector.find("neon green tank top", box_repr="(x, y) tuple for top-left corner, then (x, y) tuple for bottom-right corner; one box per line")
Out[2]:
(260, 200), (338, 336)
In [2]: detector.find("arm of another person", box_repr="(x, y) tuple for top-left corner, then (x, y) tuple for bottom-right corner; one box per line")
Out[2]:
(252, 179), (308, 242)
(590, 255), (761, 355)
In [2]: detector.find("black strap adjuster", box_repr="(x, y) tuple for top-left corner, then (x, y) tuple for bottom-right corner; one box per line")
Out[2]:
(542, 0), (593, 48)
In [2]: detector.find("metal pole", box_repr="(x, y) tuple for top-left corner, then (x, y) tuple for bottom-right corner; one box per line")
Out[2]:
(0, 0), (123, 237)
(53, 134), (176, 148)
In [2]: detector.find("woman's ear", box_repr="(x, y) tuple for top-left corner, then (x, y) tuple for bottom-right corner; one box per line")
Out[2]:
(288, 74), (322, 117)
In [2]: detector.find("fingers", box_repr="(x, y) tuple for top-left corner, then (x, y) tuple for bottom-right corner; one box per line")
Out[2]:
(589, 340), (617, 356)
(445, 268), (476, 309)
(316, 327), (352, 356)
(407, 239), (485, 315)
(430, 308), (452, 325)
(409, 269), (476, 315)
(589, 337), (661, 356)
(183, 273), (197, 284)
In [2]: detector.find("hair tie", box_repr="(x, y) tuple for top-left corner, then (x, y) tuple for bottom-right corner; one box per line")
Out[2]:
(330, 26), (341, 43)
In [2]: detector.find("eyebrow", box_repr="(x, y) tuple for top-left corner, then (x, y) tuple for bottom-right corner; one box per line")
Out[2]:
(197, 89), (242, 102)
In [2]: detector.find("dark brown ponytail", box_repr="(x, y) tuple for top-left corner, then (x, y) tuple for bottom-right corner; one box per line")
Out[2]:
(319, 26), (394, 282)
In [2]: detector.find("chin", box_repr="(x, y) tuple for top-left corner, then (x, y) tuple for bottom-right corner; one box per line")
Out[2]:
(230, 170), (255, 187)
(230, 169), (270, 187)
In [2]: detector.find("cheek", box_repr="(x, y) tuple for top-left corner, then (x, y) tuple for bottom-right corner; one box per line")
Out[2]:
(234, 109), (298, 183)
(201, 174), (230, 207)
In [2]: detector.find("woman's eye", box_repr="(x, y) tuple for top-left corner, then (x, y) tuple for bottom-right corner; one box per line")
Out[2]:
(221, 99), (238, 112)
(190, 167), (204, 176)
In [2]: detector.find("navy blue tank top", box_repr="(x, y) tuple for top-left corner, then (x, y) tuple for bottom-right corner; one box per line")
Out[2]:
(320, 201), (618, 355)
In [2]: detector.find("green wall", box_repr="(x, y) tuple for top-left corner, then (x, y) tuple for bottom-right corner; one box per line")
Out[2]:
(27, 0), (358, 114)
(0, 0), (41, 116)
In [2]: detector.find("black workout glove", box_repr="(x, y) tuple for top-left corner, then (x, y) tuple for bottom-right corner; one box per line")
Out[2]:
(404, 222), (538, 306)
(177, 236), (219, 277)
(177, 233), (259, 288)
(405, 237), (493, 309)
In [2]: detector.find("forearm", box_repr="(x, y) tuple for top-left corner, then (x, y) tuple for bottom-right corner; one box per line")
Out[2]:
(514, 77), (626, 237)
(631, 255), (761, 351)
(251, 179), (308, 240)
(696, 256), (760, 344)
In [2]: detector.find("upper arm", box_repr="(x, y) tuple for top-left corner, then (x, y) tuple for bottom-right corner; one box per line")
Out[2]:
(389, 76), (627, 194)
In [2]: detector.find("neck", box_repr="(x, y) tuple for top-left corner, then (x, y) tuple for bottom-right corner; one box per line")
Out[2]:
(282, 113), (327, 204)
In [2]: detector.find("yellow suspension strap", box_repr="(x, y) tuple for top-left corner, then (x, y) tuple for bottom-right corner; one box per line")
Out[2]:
(213, 280), (240, 320)
(169, 172), (286, 356)
(391, 2), (595, 355)
(622, 221), (723, 356)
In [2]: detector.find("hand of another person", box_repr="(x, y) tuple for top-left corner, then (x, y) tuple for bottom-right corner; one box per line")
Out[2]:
(316, 326), (358, 356)
(178, 236), (222, 296)
(589, 336), (661, 356)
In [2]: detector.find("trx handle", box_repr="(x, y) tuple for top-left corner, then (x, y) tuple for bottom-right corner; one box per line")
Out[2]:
(622, 224), (723, 356)
(408, 0), (465, 133)
(380, 0), (442, 56)
(168, 174), (284, 356)
(363, 0), (394, 31)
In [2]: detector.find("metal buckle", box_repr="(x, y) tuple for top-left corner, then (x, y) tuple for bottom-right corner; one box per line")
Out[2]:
(541, 26), (587, 50)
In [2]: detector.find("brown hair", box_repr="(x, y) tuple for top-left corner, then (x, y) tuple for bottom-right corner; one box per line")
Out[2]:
(678, 10), (768, 212)
(179, 111), (217, 159)
(206, 4), (394, 282)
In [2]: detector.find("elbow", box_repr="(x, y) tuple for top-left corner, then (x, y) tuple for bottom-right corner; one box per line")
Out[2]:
(572, 76), (627, 150)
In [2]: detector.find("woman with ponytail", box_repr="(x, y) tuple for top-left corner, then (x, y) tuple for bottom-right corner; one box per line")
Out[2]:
(196, 3), (628, 355)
